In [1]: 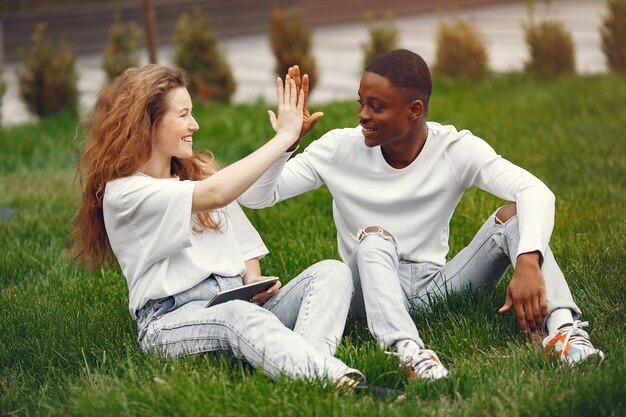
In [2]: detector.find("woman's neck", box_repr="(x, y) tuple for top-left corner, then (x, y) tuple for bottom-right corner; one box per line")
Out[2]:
(140, 158), (173, 179)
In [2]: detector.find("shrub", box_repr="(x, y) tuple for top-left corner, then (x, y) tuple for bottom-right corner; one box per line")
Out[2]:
(601, 0), (626, 72)
(17, 23), (78, 117)
(172, 7), (236, 103)
(270, 6), (317, 92)
(0, 68), (6, 123)
(102, 11), (142, 81)
(523, 1), (575, 77)
(434, 16), (490, 80)
(361, 12), (399, 70)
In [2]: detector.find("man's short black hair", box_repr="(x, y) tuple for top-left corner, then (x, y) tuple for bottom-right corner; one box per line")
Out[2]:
(365, 49), (432, 112)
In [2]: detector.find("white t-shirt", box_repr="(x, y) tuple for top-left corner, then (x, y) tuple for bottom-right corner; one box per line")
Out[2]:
(240, 122), (555, 266)
(103, 172), (268, 318)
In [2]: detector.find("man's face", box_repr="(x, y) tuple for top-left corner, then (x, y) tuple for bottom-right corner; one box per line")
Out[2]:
(358, 71), (413, 148)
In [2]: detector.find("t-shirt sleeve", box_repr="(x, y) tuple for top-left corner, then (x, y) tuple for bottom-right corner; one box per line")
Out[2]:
(445, 134), (556, 258)
(107, 177), (196, 265)
(227, 201), (269, 261)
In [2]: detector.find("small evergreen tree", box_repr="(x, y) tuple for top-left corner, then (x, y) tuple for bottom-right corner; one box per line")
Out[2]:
(102, 11), (142, 81)
(601, 0), (626, 72)
(173, 7), (236, 103)
(524, 0), (575, 76)
(18, 23), (78, 117)
(0, 68), (6, 124)
(434, 16), (489, 80)
(361, 12), (399, 70)
(270, 6), (317, 92)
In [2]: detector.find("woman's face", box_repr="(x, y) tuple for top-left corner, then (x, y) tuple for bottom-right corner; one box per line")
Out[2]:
(151, 87), (199, 165)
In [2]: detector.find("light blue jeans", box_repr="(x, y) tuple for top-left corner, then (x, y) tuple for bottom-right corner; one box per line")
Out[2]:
(136, 260), (359, 381)
(349, 211), (581, 349)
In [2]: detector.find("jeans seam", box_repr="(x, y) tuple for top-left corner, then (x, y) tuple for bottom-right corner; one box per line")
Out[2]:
(263, 272), (316, 336)
(298, 274), (314, 339)
(442, 229), (510, 285)
(154, 319), (282, 373)
(263, 268), (319, 311)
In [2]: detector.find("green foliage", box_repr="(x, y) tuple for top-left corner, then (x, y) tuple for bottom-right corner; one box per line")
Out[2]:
(102, 11), (142, 81)
(601, 0), (626, 72)
(0, 68), (6, 124)
(434, 16), (489, 80)
(361, 12), (399, 70)
(17, 23), (78, 117)
(270, 6), (318, 92)
(1, 73), (625, 416)
(172, 6), (236, 103)
(524, 1), (576, 77)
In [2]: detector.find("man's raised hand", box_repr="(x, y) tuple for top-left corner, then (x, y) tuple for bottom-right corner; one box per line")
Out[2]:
(288, 65), (324, 149)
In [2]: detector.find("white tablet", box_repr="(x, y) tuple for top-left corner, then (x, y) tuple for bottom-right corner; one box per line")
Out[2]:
(205, 277), (279, 307)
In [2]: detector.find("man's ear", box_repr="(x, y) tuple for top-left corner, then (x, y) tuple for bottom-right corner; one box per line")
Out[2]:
(408, 99), (424, 121)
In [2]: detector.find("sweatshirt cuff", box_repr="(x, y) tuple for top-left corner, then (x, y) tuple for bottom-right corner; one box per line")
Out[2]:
(516, 243), (546, 265)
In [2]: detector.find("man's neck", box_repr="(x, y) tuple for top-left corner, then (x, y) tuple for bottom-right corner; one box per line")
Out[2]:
(381, 123), (428, 169)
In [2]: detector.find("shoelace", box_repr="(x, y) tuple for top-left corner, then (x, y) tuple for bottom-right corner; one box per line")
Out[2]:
(386, 348), (443, 376)
(561, 320), (593, 352)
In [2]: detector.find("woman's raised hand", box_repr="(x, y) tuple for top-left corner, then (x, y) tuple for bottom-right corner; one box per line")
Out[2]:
(268, 75), (304, 145)
(191, 76), (305, 214)
(288, 65), (324, 141)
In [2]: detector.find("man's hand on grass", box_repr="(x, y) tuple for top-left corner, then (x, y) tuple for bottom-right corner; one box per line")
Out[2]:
(498, 251), (549, 333)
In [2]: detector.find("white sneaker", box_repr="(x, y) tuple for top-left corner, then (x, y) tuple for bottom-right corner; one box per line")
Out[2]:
(542, 320), (605, 366)
(388, 344), (449, 381)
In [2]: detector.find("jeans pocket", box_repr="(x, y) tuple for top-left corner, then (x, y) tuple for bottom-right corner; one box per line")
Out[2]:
(137, 297), (174, 342)
(173, 277), (223, 307)
(216, 275), (244, 291)
(409, 263), (423, 299)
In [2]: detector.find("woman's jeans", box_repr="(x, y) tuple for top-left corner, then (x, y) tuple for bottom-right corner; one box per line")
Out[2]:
(136, 260), (358, 381)
(348, 211), (581, 349)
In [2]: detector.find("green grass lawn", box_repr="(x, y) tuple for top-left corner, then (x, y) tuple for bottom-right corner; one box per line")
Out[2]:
(0, 73), (624, 416)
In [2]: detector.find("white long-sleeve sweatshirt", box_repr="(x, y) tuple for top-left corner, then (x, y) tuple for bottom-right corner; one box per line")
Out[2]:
(239, 122), (555, 266)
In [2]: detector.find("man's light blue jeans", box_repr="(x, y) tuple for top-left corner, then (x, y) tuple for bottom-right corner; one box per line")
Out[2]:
(348, 210), (581, 349)
(136, 260), (359, 381)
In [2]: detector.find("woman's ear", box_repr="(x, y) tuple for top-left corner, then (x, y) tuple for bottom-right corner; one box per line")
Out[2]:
(408, 99), (424, 121)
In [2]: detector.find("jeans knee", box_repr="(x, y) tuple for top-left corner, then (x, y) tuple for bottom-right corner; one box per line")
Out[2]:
(356, 226), (397, 244)
(312, 259), (353, 295)
(315, 259), (349, 273)
(355, 226), (398, 257)
(223, 300), (271, 324)
(495, 203), (517, 224)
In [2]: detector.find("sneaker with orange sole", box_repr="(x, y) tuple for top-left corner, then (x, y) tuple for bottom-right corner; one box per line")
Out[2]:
(387, 346), (449, 380)
(542, 320), (605, 366)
